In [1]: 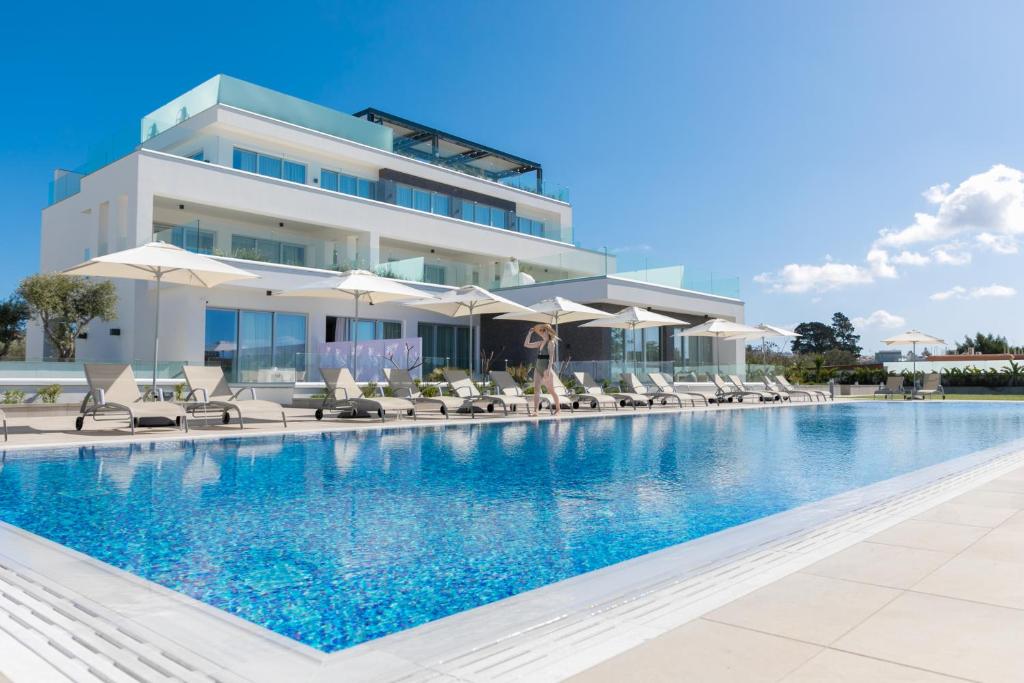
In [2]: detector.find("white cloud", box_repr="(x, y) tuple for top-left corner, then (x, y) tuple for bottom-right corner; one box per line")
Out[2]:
(853, 310), (906, 329)
(756, 164), (1024, 296)
(929, 286), (966, 301)
(753, 262), (874, 294)
(972, 283), (1017, 298)
(929, 284), (1016, 301)
(891, 250), (930, 266)
(977, 231), (1019, 254)
(866, 248), (897, 278)
(875, 164), (1024, 252)
(930, 244), (972, 266)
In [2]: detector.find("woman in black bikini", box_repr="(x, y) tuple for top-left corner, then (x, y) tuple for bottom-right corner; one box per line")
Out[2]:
(524, 323), (560, 415)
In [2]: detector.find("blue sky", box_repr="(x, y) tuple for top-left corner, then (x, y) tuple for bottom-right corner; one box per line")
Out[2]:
(3, 1), (1023, 352)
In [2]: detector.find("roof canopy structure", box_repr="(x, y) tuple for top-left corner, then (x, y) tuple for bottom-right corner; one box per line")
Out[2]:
(354, 108), (543, 187)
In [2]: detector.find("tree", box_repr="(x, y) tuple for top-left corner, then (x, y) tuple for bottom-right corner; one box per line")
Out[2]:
(17, 274), (117, 360)
(792, 322), (836, 354)
(954, 332), (1010, 355)
(0, 295), (30, 358)
(831, 312), (862, 355)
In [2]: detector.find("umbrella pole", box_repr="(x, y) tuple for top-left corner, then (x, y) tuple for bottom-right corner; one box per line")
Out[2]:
(352, 295), (360, 381)
(151, 272), (162, 397)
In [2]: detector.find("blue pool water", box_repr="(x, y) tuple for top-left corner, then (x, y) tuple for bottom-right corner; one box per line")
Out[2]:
(2, 402), (1024, 652)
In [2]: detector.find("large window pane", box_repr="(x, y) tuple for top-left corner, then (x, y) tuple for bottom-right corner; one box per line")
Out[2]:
(273, 313), (306, 373)
(381, 321), (402, 339)
(232, 148), (257, 173)
(455, 326), (471, 369)
(340, 174), (357, 195)
(423, 263), (446, 285)
(357, 178), (374, 199)
(283, 161), (306, 184)
(258, 155), (283, 178)
(396, 185), (413, 208)
(205, 308), (238, 380)
(321, 169), (339, 192)
(474, 204), (490, 225)
(238, 311), (273, 382)
(491, 209), (507, 228)
(432, 193), (449, 216)
(255, 239), (280, 263)
(231, 235), (257, 258)
(281, 243), (305, 266)
(413, 189), (431, 212)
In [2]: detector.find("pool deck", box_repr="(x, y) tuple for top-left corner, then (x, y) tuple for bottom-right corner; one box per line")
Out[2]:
(1, 399), (1023, 682)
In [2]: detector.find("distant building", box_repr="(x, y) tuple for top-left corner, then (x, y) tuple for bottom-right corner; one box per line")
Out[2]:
(874, 350), (902, 363)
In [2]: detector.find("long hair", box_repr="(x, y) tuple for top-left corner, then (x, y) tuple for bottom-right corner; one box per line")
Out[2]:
(537, 323), (560, 343)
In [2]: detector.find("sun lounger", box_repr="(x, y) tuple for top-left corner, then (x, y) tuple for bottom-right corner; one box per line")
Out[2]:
(77, 364), (187, 435)
(548, 373), (616, 411)
(764, 377), (812, 402)
(490, 371), (555, 413)
(729, 374), (780, 402)
(312, 367), (415, 422)
(444, 369), (530, 416)
(648, 372), (711, 407)
(776, 375), (829, 401)
(384, 368), (479, 418)
(622, 373), (686, 408)
(182, 365), (287, 428)
(911, 373), (945, 400)
(574, 371), (649, 409)
(873, 375), (906, 400)
(712, 374), (762, 402)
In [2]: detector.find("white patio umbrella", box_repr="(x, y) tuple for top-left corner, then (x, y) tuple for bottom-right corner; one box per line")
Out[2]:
(404, 285), (533, 375)
(274, 270), (431, 379)
(749, 323), (801, 365)
(674, 318), (765, 376)
(63, 241), (258, 393)
(580, 306), (689, 375)
(495, 296), (612, 364)
(883, 330), (946, 386)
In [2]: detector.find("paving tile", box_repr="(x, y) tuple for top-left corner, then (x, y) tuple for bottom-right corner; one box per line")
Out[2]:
(959, 527), (1024, 565)
(704, 573), (900, 646)
(913, 501), (1017, 528)
(802, 542), (953, 589)
(568, 618), (821, 683)
(977, 477), (1024, 494)
(947, 489), (1024, 510)
(868, 519), (988, 554)
(781, 649), (961, 682)
(914, 555), (1024, 609)
(836, 591), (1024, 683)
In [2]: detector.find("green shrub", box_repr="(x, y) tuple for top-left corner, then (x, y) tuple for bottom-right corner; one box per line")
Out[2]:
(420, 384), (440, 397)
(37, 384), (62, 404)
(2, 389), (25, 404)
(173, 383), (187, 401)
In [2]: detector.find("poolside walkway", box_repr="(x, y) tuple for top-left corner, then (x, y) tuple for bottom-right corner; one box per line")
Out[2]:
(571, 464), (1024, 683)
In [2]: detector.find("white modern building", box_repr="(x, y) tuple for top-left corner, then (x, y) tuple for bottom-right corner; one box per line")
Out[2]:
(34, 75), (745, 380)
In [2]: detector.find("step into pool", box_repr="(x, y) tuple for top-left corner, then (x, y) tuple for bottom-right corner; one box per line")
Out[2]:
(2, 402), (1023, 652)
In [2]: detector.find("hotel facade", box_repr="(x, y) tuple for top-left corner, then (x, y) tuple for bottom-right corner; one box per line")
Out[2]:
(33, 75), (745, 381)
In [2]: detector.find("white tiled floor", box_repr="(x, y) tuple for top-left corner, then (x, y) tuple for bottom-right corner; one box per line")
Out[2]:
(573, 465), (1024, 683)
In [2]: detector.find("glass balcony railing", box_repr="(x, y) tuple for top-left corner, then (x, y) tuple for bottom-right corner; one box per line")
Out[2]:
(613, 264), (741, 299)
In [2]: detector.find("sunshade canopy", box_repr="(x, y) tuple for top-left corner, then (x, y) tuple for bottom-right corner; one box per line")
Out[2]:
(579, 306), (688, 330)
(675, 318), (763, 339)
(495, 296), (612, 325)
(404, 285), (532, 317)
(754, 323), (801, 338)
(274, 269), (430, 303)
(63, 241), (258, 287)
(883, 330), (946, 346)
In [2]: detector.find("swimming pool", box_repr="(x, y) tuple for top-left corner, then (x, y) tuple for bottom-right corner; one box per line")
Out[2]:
(1, 402), (1023, 653)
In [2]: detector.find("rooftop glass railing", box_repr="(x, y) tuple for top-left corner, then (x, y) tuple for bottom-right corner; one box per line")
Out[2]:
(613, 264), (741, 299)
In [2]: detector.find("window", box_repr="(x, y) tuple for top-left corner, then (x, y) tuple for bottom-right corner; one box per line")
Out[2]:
(356, 178), (375, 199)
(343, 318), (402, 341)
(321, 169), (339, 192)
(423, 263), (446, 285)
(516, 216), (545, 237)
(418, 322), (471, 373)
(432, 193), (449, 216)
(187, 150), (205, 161)
(283, 161), (306, 184)
(257, 154), (282, 178)
(233, 147), (305, 184)
(231, 235), (306, 266)
(155, 224), (215, 254)
(413, 189), (431, 212)
(206, 308), (308, 382)
(232, 148), (257, 173)
(396, 185), (413, 208)
(340, 174), (357, 195)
